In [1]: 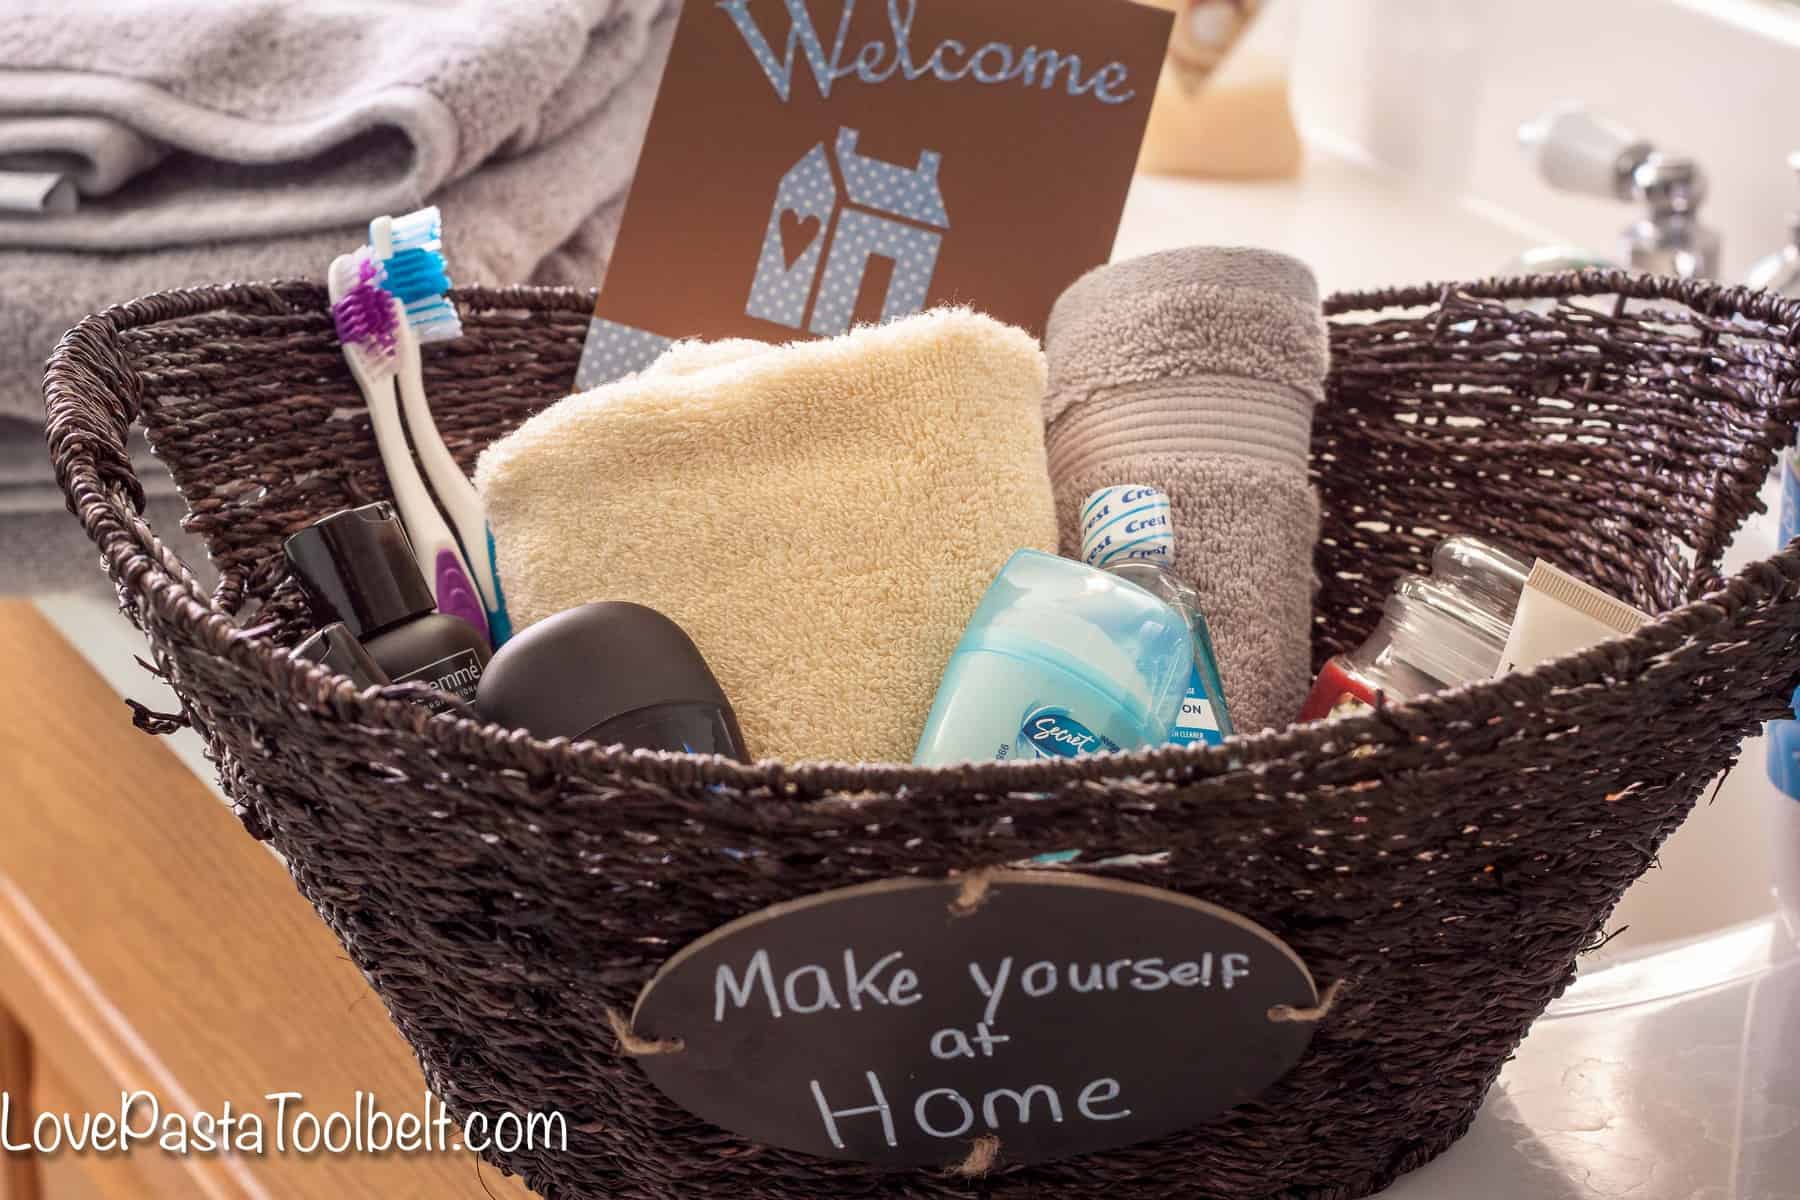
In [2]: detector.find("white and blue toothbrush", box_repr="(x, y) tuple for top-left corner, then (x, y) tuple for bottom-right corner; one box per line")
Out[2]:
(366, 207), (513, 646)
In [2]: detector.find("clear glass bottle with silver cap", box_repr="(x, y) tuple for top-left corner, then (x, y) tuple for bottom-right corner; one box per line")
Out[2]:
(1298, 536), (1531, 722)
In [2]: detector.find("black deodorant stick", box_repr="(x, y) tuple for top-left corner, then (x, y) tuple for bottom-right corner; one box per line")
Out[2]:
(474, 602), (749, 760)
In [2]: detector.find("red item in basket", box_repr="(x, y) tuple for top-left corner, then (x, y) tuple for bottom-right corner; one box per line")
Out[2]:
(1297, 656), (1380, 722)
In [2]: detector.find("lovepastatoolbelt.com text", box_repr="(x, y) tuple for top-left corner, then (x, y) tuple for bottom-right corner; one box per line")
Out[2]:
(0, 1091), (567, 1157)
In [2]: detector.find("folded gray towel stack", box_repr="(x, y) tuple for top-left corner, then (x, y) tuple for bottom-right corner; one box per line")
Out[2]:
(0, 0), (678, 427)
(1043, 247), (1330, 733)
(0, 0), (671, 250)
(0, 0), (678, 593)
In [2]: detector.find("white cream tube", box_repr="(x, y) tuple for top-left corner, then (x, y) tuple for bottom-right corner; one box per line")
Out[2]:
(1494, 560), (1651, 676)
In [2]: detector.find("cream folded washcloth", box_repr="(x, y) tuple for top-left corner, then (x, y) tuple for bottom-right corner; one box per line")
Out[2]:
(1044, 247), (1329, 732)
(476, 308), (1059, 763)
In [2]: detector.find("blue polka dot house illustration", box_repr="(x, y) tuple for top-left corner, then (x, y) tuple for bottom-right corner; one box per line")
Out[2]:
(748, 128), (949, 337)
(577, 125), (949, 391)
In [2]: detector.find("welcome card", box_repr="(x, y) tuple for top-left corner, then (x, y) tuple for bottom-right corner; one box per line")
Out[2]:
(575, 0), (1173, 389)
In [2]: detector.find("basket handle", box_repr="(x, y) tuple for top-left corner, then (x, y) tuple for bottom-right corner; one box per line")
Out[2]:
(40, 287), (324, 751)
(43, 285), (335, 613)
(44, 294), (215, 611)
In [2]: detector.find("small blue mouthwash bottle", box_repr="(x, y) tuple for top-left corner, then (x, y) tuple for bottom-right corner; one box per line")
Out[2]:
(1079, 486), (1234, 745)
(912, 549), (1194, 766)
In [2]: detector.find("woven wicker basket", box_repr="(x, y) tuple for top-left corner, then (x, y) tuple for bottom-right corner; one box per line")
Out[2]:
(42, 271), (1800, 1200)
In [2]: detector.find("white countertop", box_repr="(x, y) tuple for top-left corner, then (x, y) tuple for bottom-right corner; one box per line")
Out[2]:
(1115, 137), (1546, 295)
(31, 139), (1800, 1199)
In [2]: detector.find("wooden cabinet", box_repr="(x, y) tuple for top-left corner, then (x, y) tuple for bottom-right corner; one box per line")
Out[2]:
(0, 602), (534, 1200)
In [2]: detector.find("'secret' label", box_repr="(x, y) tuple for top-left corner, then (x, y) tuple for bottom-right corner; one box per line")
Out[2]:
(1014, 706), (1121, 759)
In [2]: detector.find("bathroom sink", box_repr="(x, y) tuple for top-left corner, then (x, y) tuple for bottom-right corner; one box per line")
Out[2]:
(1114, 151), (1800, 1196)
(1382, 915), (1800, 1200)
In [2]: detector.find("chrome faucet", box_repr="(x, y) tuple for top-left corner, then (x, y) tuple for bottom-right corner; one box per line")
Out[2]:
(1514, 105), (1721, 280)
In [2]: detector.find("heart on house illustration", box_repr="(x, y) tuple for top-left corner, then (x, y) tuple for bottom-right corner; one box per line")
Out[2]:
(779, 209), (822, 270)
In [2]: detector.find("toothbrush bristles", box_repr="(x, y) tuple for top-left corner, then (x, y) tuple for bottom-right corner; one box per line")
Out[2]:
(332, 267), (400, 358)
(381, 252), (452, 302)
(382, 206), (442, 251)
(368, 206), (462, 341)
(406, 296), (464, 344)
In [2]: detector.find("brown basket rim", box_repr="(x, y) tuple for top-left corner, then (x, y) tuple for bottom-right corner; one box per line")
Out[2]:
(41, 270), (1800, 796)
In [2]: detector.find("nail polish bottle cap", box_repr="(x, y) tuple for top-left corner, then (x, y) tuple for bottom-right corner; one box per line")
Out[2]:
(291, 622), (391, 689)
(474, 602), (736, 744)
(284, 502), (434, 638)
(1080, 485), (1176, 570)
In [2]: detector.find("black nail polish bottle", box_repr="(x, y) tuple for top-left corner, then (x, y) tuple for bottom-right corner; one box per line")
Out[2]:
(284, 503), (490, 705)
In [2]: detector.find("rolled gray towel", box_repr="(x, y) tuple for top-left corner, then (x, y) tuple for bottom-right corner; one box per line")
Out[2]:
(1043, 247), (1329, 733)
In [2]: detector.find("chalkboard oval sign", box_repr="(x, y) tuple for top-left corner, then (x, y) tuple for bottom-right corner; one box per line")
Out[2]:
(627, 871), (1323, 1170)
